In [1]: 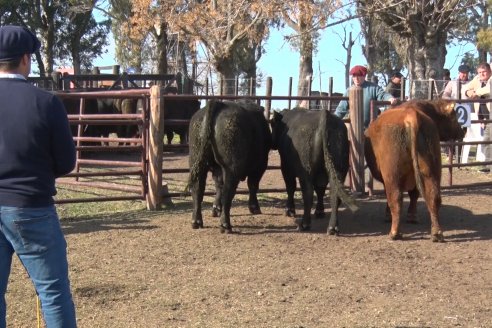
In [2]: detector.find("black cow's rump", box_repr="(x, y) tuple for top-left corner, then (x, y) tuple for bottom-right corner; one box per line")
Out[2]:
(270, 108), (357, 234)
(187, 100), (271, 233)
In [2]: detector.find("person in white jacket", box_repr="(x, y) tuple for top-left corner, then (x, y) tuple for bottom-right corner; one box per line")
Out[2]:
(463, 62), (492, 172)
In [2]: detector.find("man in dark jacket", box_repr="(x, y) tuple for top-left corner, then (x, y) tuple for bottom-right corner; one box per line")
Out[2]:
(385, 70), (403, 99)
(0, 25), (77, 327)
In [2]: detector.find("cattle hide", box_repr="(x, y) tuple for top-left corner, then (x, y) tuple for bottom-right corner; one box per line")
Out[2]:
(91, 98), (139, 141)
(270, 108), (358, 234)
(364, 99), (465, 242)
(187, 100), (271, 233)
(61, 97), (139, 141)
(163, 98), (201, 145)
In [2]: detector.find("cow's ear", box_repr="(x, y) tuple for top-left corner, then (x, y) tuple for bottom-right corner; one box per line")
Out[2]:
(270, 110), (282, 122)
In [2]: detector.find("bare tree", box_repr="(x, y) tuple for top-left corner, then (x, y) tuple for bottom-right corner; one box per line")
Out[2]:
(358, 11), (402, 84)
(357, 0), (477, 88)
(170, 0), (268, 95)
(278, 0), (350, 105)
(333, 27), (358, 89)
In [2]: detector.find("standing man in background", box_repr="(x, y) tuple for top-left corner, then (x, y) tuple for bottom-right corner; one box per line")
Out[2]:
(385, 71), (404, 99)
(335, 65), (398, 128)
(442, 64), (470, 100)
(0, 25), (77, 327)
(463, 62), (492, 173)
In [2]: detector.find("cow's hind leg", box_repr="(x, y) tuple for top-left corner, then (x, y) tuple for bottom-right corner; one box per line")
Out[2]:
(247, 176), (262, 215)
(385, 187), (403, 240)
(407, 188), (420, 224)
(314, 185), (326, 219)
(211, 167), (223, 217)
(327, 191), (341, 236)
(421, 178), (444, 242)
(219, 171), (239, 233)
(297, 178), (313, 231)
(282, 169), (297, 217)
(190, 172), (207, 229)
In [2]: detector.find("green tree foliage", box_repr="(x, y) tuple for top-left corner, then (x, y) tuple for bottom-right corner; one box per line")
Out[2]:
(476, 0), (492, 59)
(56, 1), (110, 74)
(1, 0), (109, 75)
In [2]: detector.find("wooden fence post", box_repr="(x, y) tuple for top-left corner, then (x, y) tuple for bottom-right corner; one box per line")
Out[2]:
(265, 77), (273, 119)
(288, 77), (293, 110)
(327, 77), (333, 111)
(349, 86), (365, 194)
(147, 85), (163, 210)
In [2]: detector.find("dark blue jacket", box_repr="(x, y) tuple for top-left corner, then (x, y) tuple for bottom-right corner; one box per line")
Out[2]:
(0, 78), (76, 207)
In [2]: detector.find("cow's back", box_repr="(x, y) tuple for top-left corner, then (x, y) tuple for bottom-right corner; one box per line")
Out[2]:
(274, 109), (348, 179)
(365, 107), (442, 191)
(212, 102), (270, 179)
(188, 100), (270, 179)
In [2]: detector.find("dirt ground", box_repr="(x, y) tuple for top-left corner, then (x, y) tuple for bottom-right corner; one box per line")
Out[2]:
(5, 151), (492, 328)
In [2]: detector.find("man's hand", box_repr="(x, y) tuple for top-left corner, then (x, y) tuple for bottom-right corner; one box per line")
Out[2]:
(465, 89), (479, 99)
(389, 97), (398, 105)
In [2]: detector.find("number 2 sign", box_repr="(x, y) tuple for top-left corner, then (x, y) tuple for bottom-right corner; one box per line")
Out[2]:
(454, 103), (471, 127)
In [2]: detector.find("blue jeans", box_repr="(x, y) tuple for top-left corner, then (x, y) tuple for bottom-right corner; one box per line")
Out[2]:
(0, 206), (76, 328)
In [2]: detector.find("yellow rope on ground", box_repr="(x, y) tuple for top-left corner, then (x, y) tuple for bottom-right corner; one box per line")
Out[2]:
(36, 295), (41, 328)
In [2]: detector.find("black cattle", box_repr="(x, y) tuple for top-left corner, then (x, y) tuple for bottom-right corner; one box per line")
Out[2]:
(270, 107), (358, 234)
(60, 97), (98, 137)
(187, 100), (271, 233)
(61, 96), (139, 145)
(163, 98), (201, 145)
(91, 98), (139, 140)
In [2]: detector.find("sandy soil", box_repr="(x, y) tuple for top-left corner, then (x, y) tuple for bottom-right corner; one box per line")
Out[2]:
(5, 151), (492, 328)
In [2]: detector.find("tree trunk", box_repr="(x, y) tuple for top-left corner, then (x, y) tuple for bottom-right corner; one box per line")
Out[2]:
(156, 23), (169, 76)
(406, 28), (447, 98)
(346, 31), (354, 89)
(215, 55), (236, 96)
(297, 23), (314, 107)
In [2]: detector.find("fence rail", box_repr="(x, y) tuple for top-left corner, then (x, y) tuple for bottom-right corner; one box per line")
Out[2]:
(34, 82), (491, 209)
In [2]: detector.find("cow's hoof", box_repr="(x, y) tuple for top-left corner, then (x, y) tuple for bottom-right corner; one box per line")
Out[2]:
(327, 226), (339, 236)
(220, 224), (232, 234)
(192, 221), (203, 229)
(431, 231), (445, 243)
(389, 232), (403, 240)
(314, 210), (325, 219)
(295, 218), (311, 231)
(285, 208), (295, 217)
(212, 206), (221, 217)
(249, 205), (262, 215)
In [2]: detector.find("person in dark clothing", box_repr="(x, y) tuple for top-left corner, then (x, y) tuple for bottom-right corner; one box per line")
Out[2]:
(0, 25), (77, 327)
(385, 70), (403, 99)
(335, 65), (398, 128)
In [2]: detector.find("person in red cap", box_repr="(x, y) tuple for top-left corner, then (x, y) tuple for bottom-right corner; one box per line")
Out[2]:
(335, 65), (398, 128)
(0, 25), (77, 327)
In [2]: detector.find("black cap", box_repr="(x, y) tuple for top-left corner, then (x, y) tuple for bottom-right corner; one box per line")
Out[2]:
(391, 71), (403, 78)
(458, 64), (470, 73)
(0, 25), (41, 62)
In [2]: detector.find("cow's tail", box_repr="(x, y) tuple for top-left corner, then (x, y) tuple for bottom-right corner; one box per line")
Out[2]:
(320, 109), (358, 212)
(186, 100), (219, 191)
(406, 120), (425, 195)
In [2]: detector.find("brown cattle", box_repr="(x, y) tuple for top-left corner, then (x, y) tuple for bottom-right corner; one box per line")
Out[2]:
(364, 99), (465, 242)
